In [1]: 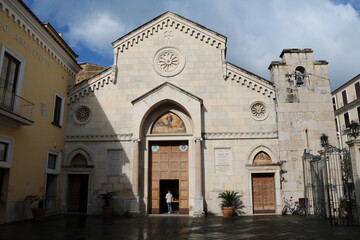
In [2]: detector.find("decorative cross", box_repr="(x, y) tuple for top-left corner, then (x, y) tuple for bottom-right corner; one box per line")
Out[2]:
(164, 31), (173, 39)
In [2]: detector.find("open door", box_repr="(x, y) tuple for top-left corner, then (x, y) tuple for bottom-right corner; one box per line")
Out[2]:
(160, 179), (179, 213)
(67, 174), (88, 212)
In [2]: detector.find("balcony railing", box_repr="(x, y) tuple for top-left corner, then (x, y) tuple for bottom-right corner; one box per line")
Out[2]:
(0, 85), (34, 122)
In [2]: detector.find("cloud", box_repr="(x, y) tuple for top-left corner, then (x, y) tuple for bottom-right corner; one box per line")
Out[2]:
(66, 12), (125, 56)
(24, 0), (360, 89)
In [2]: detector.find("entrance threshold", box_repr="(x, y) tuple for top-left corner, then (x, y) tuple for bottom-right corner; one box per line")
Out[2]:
(148, 214), (189, 217)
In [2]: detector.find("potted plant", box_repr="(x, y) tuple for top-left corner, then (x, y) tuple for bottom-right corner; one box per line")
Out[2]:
(24, 195), (47, 220)
(98, 191), (116, 217)
(339, 198), (348, 218)
(218, 190), (241, 218)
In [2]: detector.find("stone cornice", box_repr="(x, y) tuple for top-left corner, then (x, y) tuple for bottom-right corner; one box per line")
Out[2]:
(204, 131), (278, 140)
(112, 11), (227, 53)
(69, 68), (113, 103)
(0, 0), (80, 77)
(225, 62), (275, 99)
(65, 132), (277, 142)
(65, 133), (133, 142)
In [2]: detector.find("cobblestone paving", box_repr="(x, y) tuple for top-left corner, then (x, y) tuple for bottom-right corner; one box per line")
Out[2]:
(0, 215), (359, 240)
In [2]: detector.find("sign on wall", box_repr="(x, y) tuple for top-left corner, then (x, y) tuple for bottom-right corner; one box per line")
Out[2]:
(214, 148), (233, 175)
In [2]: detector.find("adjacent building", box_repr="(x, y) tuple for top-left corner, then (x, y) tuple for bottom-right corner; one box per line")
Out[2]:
(63, 12), (336, 217)
(332, 74), (360, 149)
(0, 0), (79, 223)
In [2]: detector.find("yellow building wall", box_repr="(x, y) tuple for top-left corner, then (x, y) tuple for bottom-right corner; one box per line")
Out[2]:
(0, 5), (76, 221)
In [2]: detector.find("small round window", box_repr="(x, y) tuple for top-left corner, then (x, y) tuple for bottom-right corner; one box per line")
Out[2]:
(250, 101), (269, 121)
(74, 106), (91, 124)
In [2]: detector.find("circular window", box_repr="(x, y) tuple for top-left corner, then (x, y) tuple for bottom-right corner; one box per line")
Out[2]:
(250, 102), (268, 121)
(153, 47), (185, 77)
(74, 106), (91, 124)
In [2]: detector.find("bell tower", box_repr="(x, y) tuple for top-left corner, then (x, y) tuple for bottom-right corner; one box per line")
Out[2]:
(269, 49), (337, 198)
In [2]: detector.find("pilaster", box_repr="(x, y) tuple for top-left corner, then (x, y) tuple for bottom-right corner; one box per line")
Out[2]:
(346, 139), (360, 224)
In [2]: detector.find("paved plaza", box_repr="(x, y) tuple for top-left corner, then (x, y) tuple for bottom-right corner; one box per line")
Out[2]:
(1, 214), (360, 240)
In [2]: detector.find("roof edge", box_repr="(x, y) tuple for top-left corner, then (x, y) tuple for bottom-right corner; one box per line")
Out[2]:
(112, 11), (227, 47)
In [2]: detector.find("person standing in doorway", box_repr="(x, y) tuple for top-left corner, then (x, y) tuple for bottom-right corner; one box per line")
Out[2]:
(165, 190), (173, 214)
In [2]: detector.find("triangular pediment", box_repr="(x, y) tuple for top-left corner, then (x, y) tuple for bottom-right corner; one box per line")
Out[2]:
(112, 11), (227, 53)
(131, 81), (203, 105)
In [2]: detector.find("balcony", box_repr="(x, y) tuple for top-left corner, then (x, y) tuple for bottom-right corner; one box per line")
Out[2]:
(0, 86), (34, 128)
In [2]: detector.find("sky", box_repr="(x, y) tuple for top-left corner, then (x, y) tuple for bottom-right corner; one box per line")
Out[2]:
(23, 0), (360, 90)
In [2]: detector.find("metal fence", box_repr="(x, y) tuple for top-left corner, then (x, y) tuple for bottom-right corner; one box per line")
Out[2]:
(0, 85), (34, 121)
(303, 145), (358, 225)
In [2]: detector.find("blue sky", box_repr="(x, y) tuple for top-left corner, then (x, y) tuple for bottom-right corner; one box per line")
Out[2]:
(23, 0), (360, 90)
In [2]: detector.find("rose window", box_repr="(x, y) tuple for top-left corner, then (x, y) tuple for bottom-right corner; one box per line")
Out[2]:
(153, 47), (185, 77)
(74, 106), (91, 124)
(250, 102), (268, 120)
(158, 52), (179, 72)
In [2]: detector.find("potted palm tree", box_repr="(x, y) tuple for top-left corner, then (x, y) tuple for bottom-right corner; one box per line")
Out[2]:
(218, 190), (241, 218)
(24, 195), (47, 220)
(98, 191), (116, 217)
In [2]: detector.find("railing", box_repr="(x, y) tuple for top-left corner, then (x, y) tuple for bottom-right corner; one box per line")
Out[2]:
(0, 86), (34, 121)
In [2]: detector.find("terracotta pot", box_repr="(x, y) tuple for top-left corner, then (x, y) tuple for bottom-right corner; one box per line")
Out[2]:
(32, 208), (47, 220)
(221, 206), (235, 218)
(102, 206), (114, 217)
(339, 208), (348, 218)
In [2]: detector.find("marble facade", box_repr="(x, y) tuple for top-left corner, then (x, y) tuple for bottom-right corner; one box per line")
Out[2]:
(63, 12), (336, 217)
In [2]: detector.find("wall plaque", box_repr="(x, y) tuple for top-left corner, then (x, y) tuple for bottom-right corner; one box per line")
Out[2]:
(107, 150), (123, 175)
(214, 148), (232, 175)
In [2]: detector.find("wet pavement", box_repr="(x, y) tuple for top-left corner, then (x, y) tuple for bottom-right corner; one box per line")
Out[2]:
(0, 214), (360, 240)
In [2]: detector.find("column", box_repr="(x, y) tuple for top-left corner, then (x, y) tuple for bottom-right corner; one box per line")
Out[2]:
(193, 137), (205, 218)
(346, 139), (360, 224)
(130, 138), (141, 216)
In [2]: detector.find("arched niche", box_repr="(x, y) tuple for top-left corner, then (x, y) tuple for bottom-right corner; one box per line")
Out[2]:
(65, 146), (94, 167)
(70, 153), (88, 167)
(253, 151), (272, 164)
(142, 101), (193, 136)
(247, 145), (278, 165)
(131, 82), (202, 139)
(151, 111), (186, 134)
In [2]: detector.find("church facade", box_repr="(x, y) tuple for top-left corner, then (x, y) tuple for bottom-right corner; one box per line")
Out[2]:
(63, 12), (336, 217)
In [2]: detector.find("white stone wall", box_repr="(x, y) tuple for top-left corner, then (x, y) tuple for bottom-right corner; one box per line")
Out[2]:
(271, 50), (337, 201)
(203, 138), (280, 215)
(65, 14), (335, 217)
(66, 24), (279, 215)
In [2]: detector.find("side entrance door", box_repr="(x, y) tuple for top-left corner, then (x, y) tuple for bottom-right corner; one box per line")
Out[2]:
(67, 174), (88, 212)
(252, 173), (276, 214)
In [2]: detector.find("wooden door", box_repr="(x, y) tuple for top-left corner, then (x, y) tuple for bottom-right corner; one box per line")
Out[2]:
(252, 173), (275, 213)
(150, 142), (188, 214)
(68, 175), (88, 212)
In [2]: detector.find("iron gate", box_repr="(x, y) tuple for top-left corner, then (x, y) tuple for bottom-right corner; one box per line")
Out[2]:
(303, 144), (358, 225)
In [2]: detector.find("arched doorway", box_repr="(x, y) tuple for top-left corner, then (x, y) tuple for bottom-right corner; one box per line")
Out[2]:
(64, 148), (94, 213)
(131, 82), (204, 216)
(67, 153), (89, 212)
(251, 151), (276, 214)
(147, 111), (190, 214)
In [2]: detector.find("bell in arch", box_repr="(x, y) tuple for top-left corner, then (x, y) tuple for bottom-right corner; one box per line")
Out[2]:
(295, 70), (304, 85)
